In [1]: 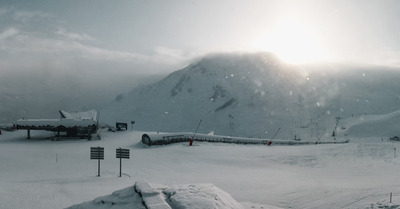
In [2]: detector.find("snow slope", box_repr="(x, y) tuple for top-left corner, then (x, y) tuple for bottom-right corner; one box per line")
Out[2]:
(1, 127), (400, 209)
(339, 110), (400, 137)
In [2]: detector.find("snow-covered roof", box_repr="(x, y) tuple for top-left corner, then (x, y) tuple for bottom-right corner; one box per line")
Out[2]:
(59, 110), (98, 121)
(16, 110), (98, 128)
(16, 118), (97, 128)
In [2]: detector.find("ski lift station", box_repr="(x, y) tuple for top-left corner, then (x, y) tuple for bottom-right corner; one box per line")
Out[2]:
(15, 110), (99, 139)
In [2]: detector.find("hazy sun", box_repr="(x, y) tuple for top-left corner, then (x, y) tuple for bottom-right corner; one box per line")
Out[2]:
(255, 19), (326, 64)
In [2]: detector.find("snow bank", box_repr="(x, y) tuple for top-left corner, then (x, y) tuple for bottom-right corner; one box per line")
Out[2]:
(67, 181), (245, 209)
(163, 184), (244, 209)
(135, 180), (172, 209)
(66, 185), (146, 209)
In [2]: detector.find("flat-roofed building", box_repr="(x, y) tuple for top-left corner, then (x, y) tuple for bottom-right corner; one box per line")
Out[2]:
(16, 110), (99, 139)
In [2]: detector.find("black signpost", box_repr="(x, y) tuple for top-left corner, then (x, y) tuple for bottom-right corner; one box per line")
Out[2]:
(90, 146), (104, 177)
(131, 120), (135, 131)
(116, 148), (130, 177)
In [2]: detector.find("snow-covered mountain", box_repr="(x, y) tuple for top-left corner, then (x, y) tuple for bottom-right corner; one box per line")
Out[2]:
(102, 52), (400, 138)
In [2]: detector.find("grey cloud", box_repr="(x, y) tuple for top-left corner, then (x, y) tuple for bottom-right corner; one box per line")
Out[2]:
(55, 27), (96, 42)
(13, 10), (52, 23)
(0, 28), (18, 40)
(0, 8), (7, 16)
(0, 21), (193, 123)
(0, 27), (187, 74)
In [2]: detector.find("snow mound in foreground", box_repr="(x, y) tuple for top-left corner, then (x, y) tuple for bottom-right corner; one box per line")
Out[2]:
(163, 184), (244, 209)
(66, 185), (146, 209)
(66, 181), (277, 209)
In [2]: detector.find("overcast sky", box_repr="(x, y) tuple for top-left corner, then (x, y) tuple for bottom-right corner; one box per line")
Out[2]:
(1, 0), (400, 77)
(1, 0), (400, 121)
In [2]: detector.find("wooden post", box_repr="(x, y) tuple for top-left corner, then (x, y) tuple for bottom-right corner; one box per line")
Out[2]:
(119, 148), (122, 177)
(116, 148), (129, 177)
(390, 192), (392, 203)
(90, 146), (104, 177)
(97, 146), (101, 177)
(27, 129), (31, 139)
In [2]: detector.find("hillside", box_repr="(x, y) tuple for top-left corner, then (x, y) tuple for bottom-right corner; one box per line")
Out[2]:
(338, 110), (400, 137)
(101, 53), (400, 138)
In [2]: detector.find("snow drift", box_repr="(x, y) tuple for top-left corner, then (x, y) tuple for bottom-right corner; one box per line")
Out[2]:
(67, 180), (245, 209)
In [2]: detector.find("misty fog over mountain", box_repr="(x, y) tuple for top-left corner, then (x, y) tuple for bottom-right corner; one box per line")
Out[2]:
(2, 51), (400, 140)
(0, 67), (165, 123)
(100, 52), (400, 138)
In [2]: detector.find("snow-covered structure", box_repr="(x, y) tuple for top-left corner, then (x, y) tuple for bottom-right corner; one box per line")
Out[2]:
(16, 110), (99, 139)
(141, 132), (349, 146)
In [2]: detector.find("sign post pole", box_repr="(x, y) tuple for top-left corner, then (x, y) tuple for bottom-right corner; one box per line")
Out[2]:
(90, 146), (104, 177)
(119, 148), (122, 177)
(116, 148), (130, 177)
(131, 121), (135, 131)
(98, 146), (101, 177)
(98, 152), (101, 177)
(190, 119), (202, 146)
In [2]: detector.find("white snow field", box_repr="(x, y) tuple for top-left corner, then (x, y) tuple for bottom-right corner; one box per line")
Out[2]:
(1, 129), (400, 209)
